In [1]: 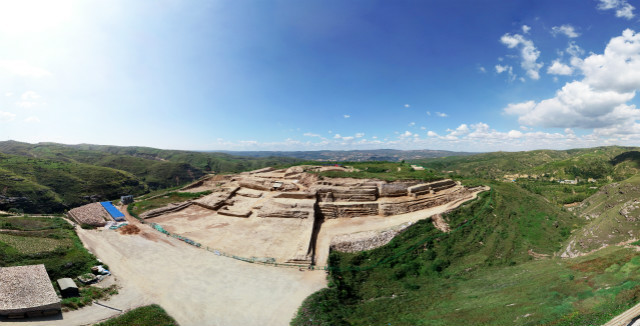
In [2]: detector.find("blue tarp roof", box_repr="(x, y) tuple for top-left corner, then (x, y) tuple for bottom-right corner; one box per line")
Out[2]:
(100, 201), (125, 221)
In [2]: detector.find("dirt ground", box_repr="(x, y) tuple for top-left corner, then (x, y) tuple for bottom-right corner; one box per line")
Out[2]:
(5, 210), (326, 326)
(146, 204), (314, 262)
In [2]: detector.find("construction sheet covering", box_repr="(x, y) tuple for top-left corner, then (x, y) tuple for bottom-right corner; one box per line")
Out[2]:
(100, 201), (125, 221)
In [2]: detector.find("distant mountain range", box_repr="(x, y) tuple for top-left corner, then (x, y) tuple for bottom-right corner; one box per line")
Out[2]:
(217, 149), (478, 162)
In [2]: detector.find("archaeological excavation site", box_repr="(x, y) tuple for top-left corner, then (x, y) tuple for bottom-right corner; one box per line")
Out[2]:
(138, 165), (487, 266)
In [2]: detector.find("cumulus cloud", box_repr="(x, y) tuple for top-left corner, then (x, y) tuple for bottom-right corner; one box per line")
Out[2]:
(504, 29), (640, 136)
(435, 112), (448, 117)
(427, 131), (439, 137)
(408, 122), (415, 126)
(504, 101), (536, 115)
(478, 66), (487, 73)
(0, 111), (16, 122)
(500, 33), (543, 80)
(0, 60), (51, 78)
(343, 114), (350, 118)
(404, 104), (410, 108)
(522, 25), (531, 34)
(355, 132), (365, 138)
(547, 60), (573, 75)
(24, 116), (40, 123)
(598, 0), (635, 19)
(551, 25), (580, 38)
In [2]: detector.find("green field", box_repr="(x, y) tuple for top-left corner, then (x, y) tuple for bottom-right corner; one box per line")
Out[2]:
(0, 215), (98, 280)
(95, 304), (179, 326)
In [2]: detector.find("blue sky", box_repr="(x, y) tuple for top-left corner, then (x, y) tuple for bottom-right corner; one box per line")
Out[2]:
(2, 0), (640, 152)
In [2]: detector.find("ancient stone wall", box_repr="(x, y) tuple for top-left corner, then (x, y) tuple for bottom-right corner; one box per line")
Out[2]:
(318, 202), (379, 219)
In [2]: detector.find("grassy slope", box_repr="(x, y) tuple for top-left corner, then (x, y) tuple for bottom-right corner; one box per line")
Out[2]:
(562, 174), (640, 255)
(292, 182), (640, 326)
(0, 153), (147, 213)
(416, 146), (640, 181)
(95, 304), (179, 326)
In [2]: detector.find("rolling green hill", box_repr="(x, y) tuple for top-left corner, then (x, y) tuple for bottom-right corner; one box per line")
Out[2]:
(415, 146), (640, 181)
(293, 182), (640, 325)
(0, 140), (303, 213)
(0, 153), (147, 213)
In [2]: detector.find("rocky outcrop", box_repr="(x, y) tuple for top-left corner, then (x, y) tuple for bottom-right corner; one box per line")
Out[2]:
(330, 223), (414, 252)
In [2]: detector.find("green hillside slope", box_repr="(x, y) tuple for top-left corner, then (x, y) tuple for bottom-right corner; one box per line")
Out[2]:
(561, 174), (640, 257)
(0, 153), (147, 213)
(292, 182), (640, 325)
(416, 146), (640, 181)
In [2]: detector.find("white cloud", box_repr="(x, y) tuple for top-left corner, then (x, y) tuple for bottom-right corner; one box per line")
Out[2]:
(303, 132), (321, 138)
(4, 92), (12, 97)
(408, 122), (415, 126)
(404, 104), (410, 108)
(333, 134), (342, 139)
(478, 66), (487, 73)
(495, 64), (516, 81)
(0, 60), (51, 78)
(341, 136), (354, 141)
(399, 131), (413, 138)
(0, 111), (16, 122)
(579, 29), (640, 93)
(551, 25), (580, 38)
(343, 114), (350, 118)
(435, 112), (448, 117)
(504, 101), (536, 115)
(566, 41), (584, 57)
(426, 111), (431, 116)
(427, 131), (439, 137)
(505, 29), (640, 136)
(420, 126), (426, 130)
(355, 132), (365, 138)
(506, 81), (637, 128)
(547, 60), (573, 75)
(500, 33), (543, 80)
(522, 25), (531, 34)
(24, 116), (40, 123)
(598, 0), (635, 19)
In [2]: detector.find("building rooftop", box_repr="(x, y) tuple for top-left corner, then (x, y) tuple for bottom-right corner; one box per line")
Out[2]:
(0, 264), (61, 315)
